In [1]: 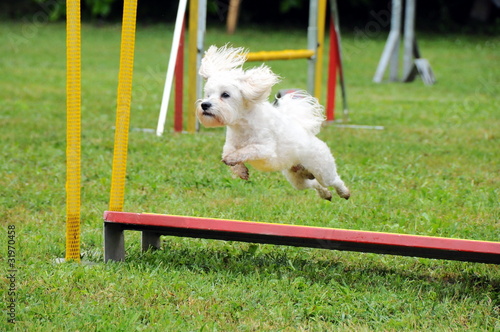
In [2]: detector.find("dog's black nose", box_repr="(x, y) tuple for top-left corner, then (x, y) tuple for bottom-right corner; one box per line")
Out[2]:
(201, 102), (211, 111)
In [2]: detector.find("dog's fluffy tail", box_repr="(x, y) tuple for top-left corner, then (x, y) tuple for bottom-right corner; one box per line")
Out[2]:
(276, 90), (325, 135)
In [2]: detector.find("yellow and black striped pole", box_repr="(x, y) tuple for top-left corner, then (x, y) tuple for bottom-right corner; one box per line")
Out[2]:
(109, 0), (138, 212)
(65, 0), (81, 262)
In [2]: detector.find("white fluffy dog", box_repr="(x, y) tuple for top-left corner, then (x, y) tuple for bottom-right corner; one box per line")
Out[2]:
(196, 45), (350, 201)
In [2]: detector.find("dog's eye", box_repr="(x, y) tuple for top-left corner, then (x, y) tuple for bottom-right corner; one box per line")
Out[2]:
(221, 92), (230, 99)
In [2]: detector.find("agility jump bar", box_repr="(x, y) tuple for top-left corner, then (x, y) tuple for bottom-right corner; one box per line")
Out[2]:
(103, 211), (500, 264)
(246, 49), (315, 62)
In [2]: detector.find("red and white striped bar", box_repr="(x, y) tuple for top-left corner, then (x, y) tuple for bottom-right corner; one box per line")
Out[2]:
(103, 211), (500, 264)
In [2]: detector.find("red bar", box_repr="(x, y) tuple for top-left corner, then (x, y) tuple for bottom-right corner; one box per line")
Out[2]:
(104, 211), (500, 264)
(326, 17), (338, 122)
(174, 16), (185, 133)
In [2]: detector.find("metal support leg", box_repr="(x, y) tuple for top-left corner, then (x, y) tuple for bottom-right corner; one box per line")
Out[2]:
(307, 0), (318, 95)
(104, 223), (125, 262)
(373, 0), (402, 83)
(388, 36), (400, 81)
(195, 0), (207, 132)
(142, 232), (161, 251)
(402, 0), (416, 80)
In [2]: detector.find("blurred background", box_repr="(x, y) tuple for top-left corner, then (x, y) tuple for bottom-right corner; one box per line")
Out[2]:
(1, 0), (499, 34)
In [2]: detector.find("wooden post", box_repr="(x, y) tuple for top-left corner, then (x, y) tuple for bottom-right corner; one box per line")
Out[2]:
(104, 223), (125, 262)
(227, 0), (241, 34)
(142, 232), (161, 251)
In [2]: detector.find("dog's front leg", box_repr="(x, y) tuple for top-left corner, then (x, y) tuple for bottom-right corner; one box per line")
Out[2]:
(222, 144), (273, 166)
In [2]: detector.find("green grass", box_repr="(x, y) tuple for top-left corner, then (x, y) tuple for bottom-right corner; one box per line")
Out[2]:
(1, 21), (499, 330)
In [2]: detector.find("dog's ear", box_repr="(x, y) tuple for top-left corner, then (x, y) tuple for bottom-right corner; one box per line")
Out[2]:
(239, 64), (280, 103)
(199, 45), (247, 80)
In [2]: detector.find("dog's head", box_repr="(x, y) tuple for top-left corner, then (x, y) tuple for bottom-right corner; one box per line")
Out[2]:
(196, 45), (280, 127)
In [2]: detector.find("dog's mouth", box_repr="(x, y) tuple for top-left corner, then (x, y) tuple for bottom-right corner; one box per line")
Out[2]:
(202, 111), (215, 117)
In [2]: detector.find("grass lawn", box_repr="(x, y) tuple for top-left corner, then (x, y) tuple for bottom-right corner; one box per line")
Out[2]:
(1, 20), (499, 330)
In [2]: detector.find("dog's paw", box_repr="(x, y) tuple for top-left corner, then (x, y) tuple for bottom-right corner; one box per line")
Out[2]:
(341, 191), (351, 200)
(231, 163), (250, 180)
(335, 187), (351, 200)
(332, 179), (350, 200)
(316, 187), (333, 201)
(230, 163), (249, 180)
(222, 153), (243, 167)
(222, 158), (238, 167)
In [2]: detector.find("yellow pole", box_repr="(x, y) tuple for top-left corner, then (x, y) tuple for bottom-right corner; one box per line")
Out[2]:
(246, 49), (315, 62)
(65, 0), (81, 262)
(109, 0), (138, 212)
(187, 0), (199, 133)
(314, 0), (327, 101)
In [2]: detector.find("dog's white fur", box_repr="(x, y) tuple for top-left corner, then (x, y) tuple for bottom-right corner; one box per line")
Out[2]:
(196, 45), (350, 201)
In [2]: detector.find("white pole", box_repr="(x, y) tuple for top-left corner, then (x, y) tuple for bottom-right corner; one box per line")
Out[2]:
(307, 0), (318, 95)
(402, 0), (416, 80)
(156, 0), (188, 136)
(195, 0), (207, 132)
(373, 0), (402, 83)
(334, 124), (385, 130)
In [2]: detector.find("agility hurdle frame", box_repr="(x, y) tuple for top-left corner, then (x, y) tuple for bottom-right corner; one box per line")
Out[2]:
(373, 0), (435, 85)
(156, 0), (348, 135)
(104, 212), (500, 264)
(65, 0), (499, 265)
(181, 0), (327, 135)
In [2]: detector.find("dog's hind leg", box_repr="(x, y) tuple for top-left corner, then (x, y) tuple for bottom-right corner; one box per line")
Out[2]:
(299, 140), (351, 200)
(283, 167), (333, 201)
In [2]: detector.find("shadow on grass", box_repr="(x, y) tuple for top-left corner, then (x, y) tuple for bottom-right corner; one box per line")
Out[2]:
(125, 239), (499, 302)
